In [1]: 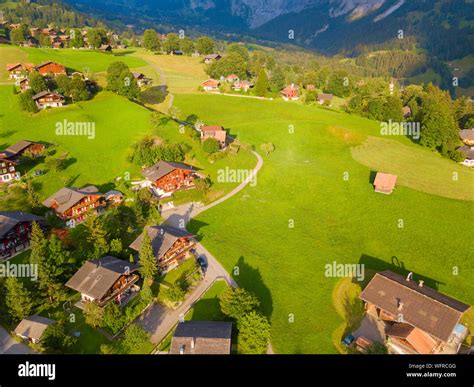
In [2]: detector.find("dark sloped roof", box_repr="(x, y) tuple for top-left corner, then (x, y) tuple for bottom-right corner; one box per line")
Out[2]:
(65, 256), (138, 300)
(14, 315), (56, 341)
(129, 225), (194, 259)
(42, 186), (102, 214)
(318, 93), (333, 101)
(170, 321), (232, 354)
(142, 160), (194, 182)
(0, 211), (44, 237)
(460, 129), (474, 140)
(360, 271), (470, 342)
(32, 90), (64, 100)
(5, 140), (38, 156)
(457, 145), (474, 160)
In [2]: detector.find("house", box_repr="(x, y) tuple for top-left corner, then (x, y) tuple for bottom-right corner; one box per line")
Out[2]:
(373, 172), (397, 194)
(35, 61), (67, 76)
(0, 152), (19, 183)
(142, 160), (197, 197)
(104, 190), (124, 205)
(19, 77), (30, 91)
(360, 271), (470, 354)
(402, 106), (412, 119)
(5, 140), (45, 159)
(170, 321), (233, 354)
(203, 54), (221, 64)
(281, 84), (299, 101)
(99, 44), (112, 52)
(129, 225), (196, 273)
(21, 37), (38, 48)
(306, 84), (316, 91)
(233, 80), (252, 92)
(6, 63), (34, 79)
(317, 93), (333, 105)
(32, 91), (65, 109)
(226, 74), (239, 83)
(52, 40), (64, 49)
(14, 315), (56, 344)
(201, 125), (227, 148)
(457, 145), (474, 167)
(202, 79), (220, 92)
(132, 72), (151, 87)
(42, 186), (106, 227)
(65, 256), (140, 308)
(459, 129), (474, 146)
(0, 211), (45, 259)
(41, 27), (56, 36)
(172, 49), (183, 55)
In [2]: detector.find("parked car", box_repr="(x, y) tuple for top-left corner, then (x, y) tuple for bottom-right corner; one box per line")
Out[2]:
(196, 255), (208, 272)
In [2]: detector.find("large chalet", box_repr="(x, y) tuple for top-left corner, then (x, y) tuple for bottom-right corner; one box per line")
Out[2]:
(360, 271), (470, 354)
(458, 129), (474, 167)
(6, 63), (35, 79)
(129, 225), (196, 273)
(4, 140), (45, 160)
(35, 61), (67, 76)
(42, 186), (106, 227)
(282, 84), (299, 101)
(32, 91), (65, 109)
(201, 125), (227, 148)
(0, 211), (45, 259)
(65, 256), (140, 308)
(0, 151), (19, 183)
(142, 160), (197, 197)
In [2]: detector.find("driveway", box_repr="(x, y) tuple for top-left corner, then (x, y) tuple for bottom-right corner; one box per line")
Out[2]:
(0, 326), (36, 354)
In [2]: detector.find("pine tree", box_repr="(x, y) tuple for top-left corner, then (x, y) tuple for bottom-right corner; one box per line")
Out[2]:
(5, 277), (33, 322)
(84, 215), (109, 258)
(138, 229), (157, 283)
(255, 68), (269, 97)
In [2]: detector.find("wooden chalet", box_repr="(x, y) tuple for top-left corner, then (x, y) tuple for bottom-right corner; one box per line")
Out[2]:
(132, 72), (151, 87)
(99, 44), (112, 52)
(457, 145), (474, 167)
(32, 90), (65, 109)
(142, 160), (197, 197)
(233, 79), (252, 92)
(203, 54), (221, 64)
(202, 79), (220, 91)
(373, 172), (397, 194)
(104, 190), (124, 205)
(4, 140), (45, 159)
(41, 28), (56, 36)
(65, 256), (140, 308)
(0, 211), (45, 259)
(360, 271), (470, 354)
(14, 315), (56, 344)
(35, 61), (67, 76)
(282, 84), (299, 101)
(317, 93), (333, 105)
(170, 321), (233, 354)
(6, 63), (35, 79)
(226, 74), (239, 83)
(129, 225), (196, 273)
(460, 129), (474, 146)
(42, 186), (106, 227)
(19, 77), (30, 91)
(201, 125), (227, 148)
(0, 152), (19, 183)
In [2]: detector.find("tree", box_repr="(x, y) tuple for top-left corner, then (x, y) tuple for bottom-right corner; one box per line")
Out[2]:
(138, 230), (157, 282)
(270, 66), (286, 92)
(4, 277), (33, 322)
(237, 311), (271, 354)
(84, 214), (109, 258)
(103, 302), (123, 334)
(106, 61), (140, 100)
(87, 28), (103, 48)
(70, 28), (84, 48)
(39, 235), (69, 303)
(254, 68), (270, 97)
(18, 89), (38, 113)
(10, 28), (26, 45)
(220, 288), (260, 320)
(179, 37), (194, 55)
(260, 143), (275, 156)
(196, 36), (215, 55)
(226, 43), (249, 61)
(207, 52), (247, 79)
(120, 324), (150, 354)
(42, 321), (77, 354)
(195, 177), (212, 194)
(26, 180), (41, 212)
(29, 72), (48, 94)
(202, 138), (220, 154)
(162, 33), (180, 53)
(143, 29), (161, 52)
(84, 301), (104, 328)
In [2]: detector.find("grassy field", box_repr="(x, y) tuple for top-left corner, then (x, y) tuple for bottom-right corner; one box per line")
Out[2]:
(174, 94), (474, 354)
(0, 45), (147, 81)
(186, 280), (229, 321)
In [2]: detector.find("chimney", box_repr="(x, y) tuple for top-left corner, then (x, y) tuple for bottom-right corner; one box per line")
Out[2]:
(179, 345), (185, 355)
(191, 338), (195, 349)
(419, 280), (424, 288)
(398, 301), (404, 311)
(406, 272), (413, 282)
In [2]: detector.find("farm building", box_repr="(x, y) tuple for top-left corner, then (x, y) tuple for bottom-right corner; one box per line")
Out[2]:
(202, 79), (220, 91)
(281, 84), (299, 101)
(14, 316), (56, 344)
(373, 172), (397, 194)
(201, 125), (227, 148)
(32, 91), (65, 109)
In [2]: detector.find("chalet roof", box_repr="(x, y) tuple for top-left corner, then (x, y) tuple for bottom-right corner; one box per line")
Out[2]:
(374, 172), (397, 192)
(202, 79), (220, 87)
(459, 129), (474, 140)
(142, 160), (194, 182)
(42, 186), (103, 213)
(386, 323), (437, 354)
(65, 256), (139, 300)
(132, 72), (145, 79)
(282, 84), (299, 97)
(318, 93), (333, 101)
(6, 63), (34, 72)
(129, 225), (194, 259)
(201, 125), (224, 132)
(170, 321), (232, 354)
(226, 74), (238, 80)
(32, 90), (65, 100)
(0, 211), (44, 237)
(360, 271), (470, 342)
(204, 54), (221, 60)
(5, 140), (38, 156)
(14, 315), (56, 341)
(457, 145), (474, 160)
(104, 190), (124, 200)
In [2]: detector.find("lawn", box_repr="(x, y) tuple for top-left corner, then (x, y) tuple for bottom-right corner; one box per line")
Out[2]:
(186, 280), (229, 321)
(172, 94), (474, 354)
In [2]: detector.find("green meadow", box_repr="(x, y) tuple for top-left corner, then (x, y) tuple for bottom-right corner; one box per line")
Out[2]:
(175, 94), (474, 353)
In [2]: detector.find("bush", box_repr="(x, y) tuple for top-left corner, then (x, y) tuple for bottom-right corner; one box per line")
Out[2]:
(202, 138), (220, 154)
(18, 90), (38, 113)
(237, 311), (271, 354)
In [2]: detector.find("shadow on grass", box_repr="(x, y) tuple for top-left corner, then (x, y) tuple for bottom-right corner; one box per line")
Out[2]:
(233, 256), (273, 319)
(140, 85), (168, 105)
(357, 253), (444, 290)
(186, 218), (210, 242)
